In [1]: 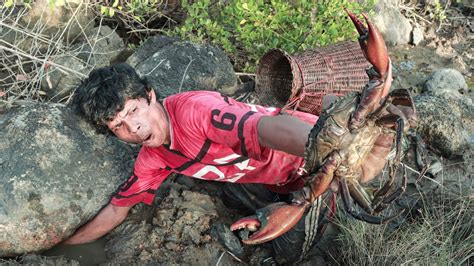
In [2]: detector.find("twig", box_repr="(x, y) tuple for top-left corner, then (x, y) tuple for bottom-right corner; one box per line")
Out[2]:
(401, 163), (444, 187)
(178, 56), (194, 93)
(225, 251), (245, 263)
(142, 59), (165, 76)
(235, 72), (256, 76)
(0, 21), (54, 46)
(215, 251), (225, 266)
(215, 251), (245, 266)
(398, 4), (433, 25)
(127, 28), (168, 34)
(0, 42), (88, 78)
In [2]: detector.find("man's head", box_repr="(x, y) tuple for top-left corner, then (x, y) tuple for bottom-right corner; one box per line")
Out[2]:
(74, 63), (170, 147)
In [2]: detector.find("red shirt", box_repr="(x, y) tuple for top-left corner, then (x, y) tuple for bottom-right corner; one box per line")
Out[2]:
(111, 91), (318, 207)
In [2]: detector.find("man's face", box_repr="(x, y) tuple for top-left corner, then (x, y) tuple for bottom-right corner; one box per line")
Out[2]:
(107, 90), (170, 147)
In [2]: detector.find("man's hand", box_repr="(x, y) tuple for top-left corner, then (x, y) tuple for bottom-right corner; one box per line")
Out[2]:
(63, 203), (131, 245)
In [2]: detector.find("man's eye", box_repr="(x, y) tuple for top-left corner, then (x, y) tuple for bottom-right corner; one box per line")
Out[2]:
(132, 107), (137, 113)
(115, 123), (122, 130)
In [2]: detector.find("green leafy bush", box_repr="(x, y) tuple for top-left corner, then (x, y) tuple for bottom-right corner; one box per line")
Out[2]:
(99, 0), (162, 21)
(171, 0), (376, 71)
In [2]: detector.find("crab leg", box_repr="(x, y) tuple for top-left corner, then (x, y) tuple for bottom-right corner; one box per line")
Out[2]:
(346, 178), (374, 214)
(374, 166), (408, 213)
(345, 9), (392, 130)
(305, 152), (340, 202)
(340, 180), (404, 224)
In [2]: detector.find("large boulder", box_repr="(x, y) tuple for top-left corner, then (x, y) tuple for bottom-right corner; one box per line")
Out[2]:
(127, 36), (238, 98)
(0, 102), (134, 256)
(373, 1), (412, 46)
(415, 94), (473, 159)
(423, 68), (469, 95)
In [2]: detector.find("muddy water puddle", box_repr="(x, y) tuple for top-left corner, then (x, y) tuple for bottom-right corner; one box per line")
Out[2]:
(42, 238), (106, 265)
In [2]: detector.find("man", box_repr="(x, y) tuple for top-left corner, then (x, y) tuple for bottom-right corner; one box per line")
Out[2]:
(65, 63), (393, 263)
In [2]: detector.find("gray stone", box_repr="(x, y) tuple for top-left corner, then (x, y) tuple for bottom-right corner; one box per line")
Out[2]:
(414, 94), (472, 158)
(0, 102), (134, 256)
(211, 221), (244, 258)
(40, 55), (88, 102)
(127, 36), (238, 98)
(127, 35), (181, 68)
(373, 6), (412, 46)
(40, 25), (125, 102)
(72, 25), (125, 68)
(423, 68), (469, 95)
(411, 26), (424, 46)
(22, 0), (95, 42)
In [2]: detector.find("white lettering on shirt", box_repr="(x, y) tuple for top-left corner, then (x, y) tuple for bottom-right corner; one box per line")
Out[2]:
(191, 154), (256, 182)
(245, 103), (259, 112)
(193, 165), (225, 180)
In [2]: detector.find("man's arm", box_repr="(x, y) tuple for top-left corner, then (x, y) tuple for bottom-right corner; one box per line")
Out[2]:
(257, 114), (396, 185)
(62, 203), (131, 245)
(257, 115), (311, 158)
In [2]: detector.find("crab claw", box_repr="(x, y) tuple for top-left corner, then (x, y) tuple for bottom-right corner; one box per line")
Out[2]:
(345, 9), (389, 78)
(345, 9), (392, 130)
(230, 202), (307, 245)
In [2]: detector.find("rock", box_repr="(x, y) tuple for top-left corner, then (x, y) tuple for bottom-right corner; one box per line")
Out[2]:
(41, 25), (125, 101)
(211, 221), (244, 258)
(22, 0), (94, 43)
(423, 68), (469, 95)
(127, 35), (181, 68)
(0, 102), (134, 256)
(41, 55), (88, 102)
(72, 25), (125, 68)
(414, 94), (472, 158)
(104, 184), (226, 264)
(127, 36), (238, 98)
(373, 4), (412, 46)
(411, 26), (424, 46)
(0, 0), (95, 52)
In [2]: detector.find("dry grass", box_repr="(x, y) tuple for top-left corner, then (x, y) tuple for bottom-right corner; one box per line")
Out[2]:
(333, 175), (473, 265)
(0, 2), (93, 106)
(0, 1), (176, 107)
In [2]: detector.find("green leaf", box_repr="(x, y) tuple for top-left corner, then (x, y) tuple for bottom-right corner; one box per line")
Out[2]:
(4, 0), (13, 8)
(100, 5), (108, 15)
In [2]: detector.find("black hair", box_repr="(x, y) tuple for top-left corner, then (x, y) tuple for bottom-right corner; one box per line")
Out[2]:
(73, 63), (154, 131)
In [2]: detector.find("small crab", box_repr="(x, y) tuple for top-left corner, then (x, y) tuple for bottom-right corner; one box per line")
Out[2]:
(230, 9), (417, 245)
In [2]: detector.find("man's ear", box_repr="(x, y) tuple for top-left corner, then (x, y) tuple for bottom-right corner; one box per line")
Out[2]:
(147, 89), (157, 104)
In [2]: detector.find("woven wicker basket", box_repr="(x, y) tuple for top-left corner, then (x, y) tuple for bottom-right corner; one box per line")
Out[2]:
(255, 41), (371, 115)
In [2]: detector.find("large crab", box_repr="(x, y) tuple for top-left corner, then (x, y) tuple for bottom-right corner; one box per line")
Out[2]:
(230, 9), (417, 245)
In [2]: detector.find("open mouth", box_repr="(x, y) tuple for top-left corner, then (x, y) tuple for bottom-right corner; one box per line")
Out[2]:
(143, 134), (152, 143)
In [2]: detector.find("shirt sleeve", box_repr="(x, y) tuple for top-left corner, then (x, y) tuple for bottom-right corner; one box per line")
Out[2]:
(111, 149), (171, 207)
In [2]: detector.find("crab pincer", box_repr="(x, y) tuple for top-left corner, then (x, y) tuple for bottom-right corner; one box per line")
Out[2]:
(344, 9), (393, 130)
(230, 202), (307, 245)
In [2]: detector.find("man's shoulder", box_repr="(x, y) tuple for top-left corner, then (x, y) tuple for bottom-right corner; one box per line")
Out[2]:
(165, 91), (223, 104)
(164, 91), (231, 119)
